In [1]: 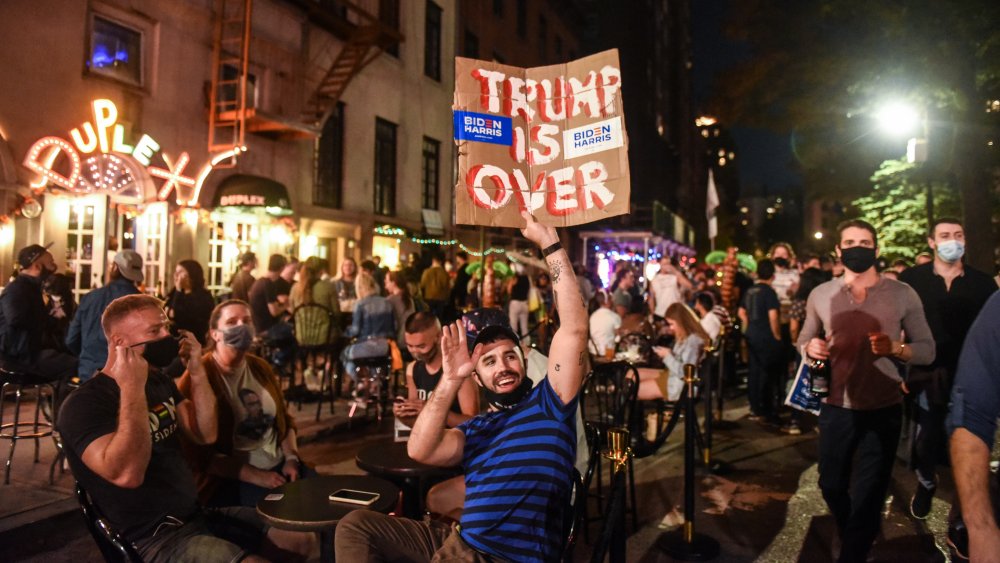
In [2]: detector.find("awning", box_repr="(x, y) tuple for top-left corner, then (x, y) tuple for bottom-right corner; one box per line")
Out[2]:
(211, 174), (293, 216)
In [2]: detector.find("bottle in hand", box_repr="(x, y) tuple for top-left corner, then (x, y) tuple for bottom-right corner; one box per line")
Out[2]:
(808, 359), (830, 398)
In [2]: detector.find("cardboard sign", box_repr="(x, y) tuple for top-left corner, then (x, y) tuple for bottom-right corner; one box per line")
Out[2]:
(453, 49), (631, 228)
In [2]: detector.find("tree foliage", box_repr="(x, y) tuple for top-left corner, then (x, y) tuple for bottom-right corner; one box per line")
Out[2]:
(713, 0), (1000, 269)
(852, 159), (961, 260)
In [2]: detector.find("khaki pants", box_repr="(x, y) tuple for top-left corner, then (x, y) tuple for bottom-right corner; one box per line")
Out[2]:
(335, 510), (509, 562)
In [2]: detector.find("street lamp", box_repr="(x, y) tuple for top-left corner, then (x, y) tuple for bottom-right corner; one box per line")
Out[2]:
(875, 99), (933, 226)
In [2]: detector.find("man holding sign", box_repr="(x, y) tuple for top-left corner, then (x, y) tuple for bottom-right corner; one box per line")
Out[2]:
(335, 211), (588, 563)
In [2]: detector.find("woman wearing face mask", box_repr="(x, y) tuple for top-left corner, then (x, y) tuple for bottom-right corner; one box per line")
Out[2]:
(178, 300), (310, 508)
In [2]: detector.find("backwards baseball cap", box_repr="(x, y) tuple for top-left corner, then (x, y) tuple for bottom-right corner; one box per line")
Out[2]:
(113, 250), (144, 282)
(461, 307), (520, 353)
(17, 242), (53, 269)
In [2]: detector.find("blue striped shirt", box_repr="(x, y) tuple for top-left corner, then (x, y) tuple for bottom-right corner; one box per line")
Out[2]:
(458, 377), (578, 562)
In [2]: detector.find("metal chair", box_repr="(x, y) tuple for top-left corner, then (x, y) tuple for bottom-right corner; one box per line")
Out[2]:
(0, 364), (56, 485)
(292, 304), (336, 421)
(579, 361), (640, 534)
(75, 482), (144, 562)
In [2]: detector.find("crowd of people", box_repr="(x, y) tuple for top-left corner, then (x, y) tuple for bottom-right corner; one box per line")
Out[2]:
(1, 211), (999, 562)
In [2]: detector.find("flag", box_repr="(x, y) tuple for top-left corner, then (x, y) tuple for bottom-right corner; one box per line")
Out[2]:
(706, 169), (719, 240)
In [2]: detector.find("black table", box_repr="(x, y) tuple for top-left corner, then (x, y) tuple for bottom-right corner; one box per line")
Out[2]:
(355, 441), (459, 519)
(257, 474), (399, 562)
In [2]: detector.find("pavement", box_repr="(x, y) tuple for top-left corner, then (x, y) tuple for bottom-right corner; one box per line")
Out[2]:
(0, 386), (955, 562)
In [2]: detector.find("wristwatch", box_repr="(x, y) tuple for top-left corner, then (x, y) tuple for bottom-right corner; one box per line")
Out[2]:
(894, 342), (908, 357)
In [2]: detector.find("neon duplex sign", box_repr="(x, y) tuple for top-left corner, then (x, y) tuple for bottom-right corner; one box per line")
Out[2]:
(22, 99), (244, 206)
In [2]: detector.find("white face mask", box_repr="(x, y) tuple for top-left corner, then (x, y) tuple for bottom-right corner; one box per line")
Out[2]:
(935, 240), (965, 263)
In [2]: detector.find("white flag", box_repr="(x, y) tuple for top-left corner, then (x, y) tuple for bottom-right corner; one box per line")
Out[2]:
(706, 169), (719, 240)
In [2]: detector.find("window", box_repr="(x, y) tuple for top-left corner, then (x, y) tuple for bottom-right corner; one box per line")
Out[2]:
(88, 15), (143, 86)
(493, 0), (503, 17)
(218, 63), (257, 112)
(315, 103), (345, 208)
(374, 117), (398, 216)
(538, 15), (547, 60)
(465, 29), (479, 58)
(516, 0), (527, 38)
(424, 1), (442, 81)
(422, 137), (440, 210)
(379, 0), (400, 57)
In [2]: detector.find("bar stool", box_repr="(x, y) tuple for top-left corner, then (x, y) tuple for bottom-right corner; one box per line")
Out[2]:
(349, 356), (393, 423)
(0, 365), (56, 485)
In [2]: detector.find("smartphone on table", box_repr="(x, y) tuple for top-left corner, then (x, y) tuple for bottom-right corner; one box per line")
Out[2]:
(329, 488), (380, 506)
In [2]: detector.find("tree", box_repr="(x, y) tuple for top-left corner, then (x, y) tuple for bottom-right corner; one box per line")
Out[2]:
(713, 0), (1000, 270)
(852, 159), (961, 260)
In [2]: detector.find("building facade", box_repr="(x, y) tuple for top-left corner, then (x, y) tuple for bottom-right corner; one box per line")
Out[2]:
(0, 0), (456, 297)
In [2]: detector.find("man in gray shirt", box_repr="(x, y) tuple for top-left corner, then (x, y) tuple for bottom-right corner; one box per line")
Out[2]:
(798, 219), (935, 563)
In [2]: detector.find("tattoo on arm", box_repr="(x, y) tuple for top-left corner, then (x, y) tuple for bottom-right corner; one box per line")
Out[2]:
(549, 259), (564, 284)
(555, 363), (561, 372)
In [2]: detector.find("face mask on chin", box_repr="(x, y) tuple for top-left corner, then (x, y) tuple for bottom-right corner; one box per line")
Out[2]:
(137, 335), (181, 369)
(481, 374), (533, 411)
(935, 240), (965, 263)
(839, 246), (877, 274)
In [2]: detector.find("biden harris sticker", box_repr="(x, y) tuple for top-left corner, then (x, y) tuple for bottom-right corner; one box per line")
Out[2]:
(454, 110), (513, 146)
(562, 117), (624, 160)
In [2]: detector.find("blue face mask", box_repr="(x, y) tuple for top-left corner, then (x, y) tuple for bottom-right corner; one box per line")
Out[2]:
(220, 324), (255, 351)
(936, 240), (965, 263)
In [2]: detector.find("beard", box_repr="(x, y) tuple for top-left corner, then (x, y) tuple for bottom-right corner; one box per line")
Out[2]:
(413, 347), (438, 364)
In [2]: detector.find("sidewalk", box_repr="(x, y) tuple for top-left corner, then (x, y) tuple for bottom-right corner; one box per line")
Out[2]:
(0, 392), (953, 562)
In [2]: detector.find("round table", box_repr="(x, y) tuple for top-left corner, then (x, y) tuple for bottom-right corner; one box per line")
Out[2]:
(355, 441), (459, 518)
(257, 474), (399, 562)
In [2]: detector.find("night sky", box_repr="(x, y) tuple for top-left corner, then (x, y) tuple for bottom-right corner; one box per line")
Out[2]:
(690, 0), (801, 198)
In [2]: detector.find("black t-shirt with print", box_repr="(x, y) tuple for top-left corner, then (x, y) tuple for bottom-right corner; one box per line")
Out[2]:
(57, 370), (199, 541)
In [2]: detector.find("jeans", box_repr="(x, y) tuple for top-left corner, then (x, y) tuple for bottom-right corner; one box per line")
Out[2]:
(335, 510), (507, 562)
(818, 403), (902, 563)
(133, 506), (267, 563)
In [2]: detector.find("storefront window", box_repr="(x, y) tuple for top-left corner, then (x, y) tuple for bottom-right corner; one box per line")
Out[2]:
(88, 15), (143, 87)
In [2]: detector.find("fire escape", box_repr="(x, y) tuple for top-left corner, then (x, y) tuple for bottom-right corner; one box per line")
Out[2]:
(208, 0), (403, 159)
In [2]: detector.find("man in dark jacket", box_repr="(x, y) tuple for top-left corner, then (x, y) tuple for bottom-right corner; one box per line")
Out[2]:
(0, 243), (77, 383)
(66, 250), (143, 381)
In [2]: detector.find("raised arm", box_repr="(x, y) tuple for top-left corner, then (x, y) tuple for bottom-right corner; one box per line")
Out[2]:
(175, 330), (216, 445)
(408, 322), (471, 467)
(80, 344), (153, 488)
(520, 211), (588, 404)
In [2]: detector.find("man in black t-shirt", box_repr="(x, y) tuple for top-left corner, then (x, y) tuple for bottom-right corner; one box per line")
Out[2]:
(248, 254), (289, 335)
(394, 312), (479, 428)
(738, 259), (783, 423)
(58, 294), (312, 562)
(899, 218), (997, 521)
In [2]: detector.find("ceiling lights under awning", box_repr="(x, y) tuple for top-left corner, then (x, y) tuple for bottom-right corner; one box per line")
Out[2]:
(211, 174), (293, 216)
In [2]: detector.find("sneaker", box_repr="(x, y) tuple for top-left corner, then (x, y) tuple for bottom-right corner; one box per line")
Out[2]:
(947, 522), (969, 560)
(780, 423), (802, 435)
(909, 480), (936, 520)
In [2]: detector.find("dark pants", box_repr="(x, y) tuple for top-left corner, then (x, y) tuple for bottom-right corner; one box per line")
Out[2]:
(335, 510), (507, 562)
(818, 403), (902, 563)
(909, 366), (952, 485)
(745, 330), (782, 417)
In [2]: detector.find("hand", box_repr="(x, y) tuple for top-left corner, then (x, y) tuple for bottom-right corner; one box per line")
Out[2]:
(900, 381), (910, 395)
(177, 330), (203, 369)
(519, 210), (559, 249)
(806, 337), (829, 361)
(282, 458), (300, 482)
(242, 465), (286, 489)
(393, 398), (424, 418)
(106, 342), (149, 391)
(868, 332), (893, 356)
(440, 322), (480, 381)
(652, 346), (671, 359)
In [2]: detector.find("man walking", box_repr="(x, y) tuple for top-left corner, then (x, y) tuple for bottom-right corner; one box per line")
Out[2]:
(66, 250), (144, 381)
(899, 217), (996, 518)
(798, 219), (935, 562)
(739, 259), (783, 423)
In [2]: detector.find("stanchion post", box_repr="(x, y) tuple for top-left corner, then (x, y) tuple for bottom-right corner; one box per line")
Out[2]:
(654, 364), (720, 561)
(601, 427), (631, 563)
(702, 341), (716, 467)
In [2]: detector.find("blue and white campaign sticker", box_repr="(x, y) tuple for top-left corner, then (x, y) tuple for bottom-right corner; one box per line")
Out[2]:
(562, 117), (624, 159)
(453, 110), (512, 146)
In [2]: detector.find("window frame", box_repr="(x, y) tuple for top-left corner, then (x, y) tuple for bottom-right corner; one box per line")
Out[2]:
(85, 3), (158, 92)
(314, 102), (346, 209)
(421, 137), (441, 210)
(424, 0), (442, 81)
(373, 117), (398, 217)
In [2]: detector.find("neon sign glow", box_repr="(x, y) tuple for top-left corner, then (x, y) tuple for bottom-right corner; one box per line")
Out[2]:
(22, 99), (241, 206)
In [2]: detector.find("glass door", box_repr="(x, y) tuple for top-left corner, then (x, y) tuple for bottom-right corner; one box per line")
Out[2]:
(64, 195), (108, 300)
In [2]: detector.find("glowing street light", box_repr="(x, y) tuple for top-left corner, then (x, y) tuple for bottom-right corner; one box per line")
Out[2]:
(814, 231), (824, 240)
(875, 101), (920, 137)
